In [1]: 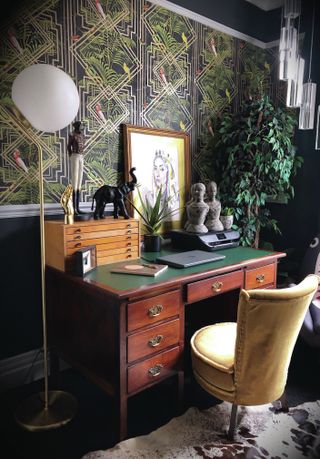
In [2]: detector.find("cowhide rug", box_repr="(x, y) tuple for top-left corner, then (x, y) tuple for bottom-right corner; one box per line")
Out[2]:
(83, 401), (320, 459)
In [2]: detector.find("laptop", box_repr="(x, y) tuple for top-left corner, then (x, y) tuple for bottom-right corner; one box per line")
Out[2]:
(156, 250), (225, 268)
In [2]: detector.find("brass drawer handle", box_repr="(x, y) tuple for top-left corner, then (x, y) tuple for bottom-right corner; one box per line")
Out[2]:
(148, 304), (163, 317)
(75, 243), (81, 248)
(127, 248), (132, 252)
(148, 363), (163, 377)
(126, 224), (132, 228)
(256, 274), (265, 283)
(127, 254), (132, 258)
(148, 335), (163, 347)
(74, 235), (81, 240)
(75, 228), (81, 233)
(127, 229), (132, 233)
(127, 242), (132, 246)
(212, 281), (223, 292)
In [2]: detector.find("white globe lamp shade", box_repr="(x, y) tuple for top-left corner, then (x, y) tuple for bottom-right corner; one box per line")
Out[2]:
(12, 64), (79, 132)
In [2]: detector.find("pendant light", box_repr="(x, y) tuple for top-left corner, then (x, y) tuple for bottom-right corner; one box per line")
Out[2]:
(299, 0), (317, 130)
(279, 1), (301, 81)
(286, 11), (304, 108)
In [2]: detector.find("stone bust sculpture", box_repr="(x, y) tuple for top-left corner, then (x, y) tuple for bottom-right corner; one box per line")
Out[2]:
(185, 183), (209, 233)
(205, 181), (224, 231)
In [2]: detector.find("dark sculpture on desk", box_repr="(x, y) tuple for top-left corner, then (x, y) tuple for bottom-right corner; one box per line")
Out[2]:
(91, 167), (137, 219)
(205, 181), (224, 231)
(184, 182), (209, 233)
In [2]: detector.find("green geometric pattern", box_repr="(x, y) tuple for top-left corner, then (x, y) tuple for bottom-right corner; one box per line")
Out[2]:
(0, 0), (282, 206)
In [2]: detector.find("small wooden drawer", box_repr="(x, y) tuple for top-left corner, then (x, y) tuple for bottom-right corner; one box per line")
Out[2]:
(98, 250), (139, 265)
(127, 346), (181, 394)
(245, 263), (275, 289)
(127, 290), (180, 332)
(127, 318), (180, 363)
(186, 270), (243, 303)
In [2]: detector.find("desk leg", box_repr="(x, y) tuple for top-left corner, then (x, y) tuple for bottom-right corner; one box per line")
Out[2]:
(114, 394), (128, 441)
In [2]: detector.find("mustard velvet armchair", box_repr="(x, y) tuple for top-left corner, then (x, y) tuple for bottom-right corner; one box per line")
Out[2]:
(190, 274), (319, 439)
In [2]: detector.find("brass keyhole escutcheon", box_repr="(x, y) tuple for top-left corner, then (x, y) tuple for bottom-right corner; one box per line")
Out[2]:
(148, 304), (163, 317)
(256, 274), (265, 283)
(212, 281), (223, 292)
(148, 364), (163, 377)
(148, 335), (163, 347)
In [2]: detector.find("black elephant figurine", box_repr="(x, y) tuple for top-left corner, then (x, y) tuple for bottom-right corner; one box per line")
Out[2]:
(91, 167), (137, 220)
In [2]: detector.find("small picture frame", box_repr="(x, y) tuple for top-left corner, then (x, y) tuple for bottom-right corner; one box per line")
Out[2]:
(74, 245), (97, 276)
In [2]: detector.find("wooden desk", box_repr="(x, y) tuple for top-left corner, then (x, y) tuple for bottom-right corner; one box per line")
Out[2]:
(46, 246), (285, 440)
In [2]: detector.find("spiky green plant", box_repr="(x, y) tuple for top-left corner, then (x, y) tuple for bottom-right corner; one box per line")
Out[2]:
(126, 187), (179, 235)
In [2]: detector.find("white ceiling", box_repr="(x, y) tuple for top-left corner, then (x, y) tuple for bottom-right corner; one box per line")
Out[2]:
(245, 0), (284, 11)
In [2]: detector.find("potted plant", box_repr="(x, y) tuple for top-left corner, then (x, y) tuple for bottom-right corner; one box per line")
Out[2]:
(220, 207), (234, 230)
(127, 186), (179, 252)
(205, 95), (302, 248)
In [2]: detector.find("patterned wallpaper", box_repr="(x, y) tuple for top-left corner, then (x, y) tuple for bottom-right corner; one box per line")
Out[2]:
(0, 0), (284, 206)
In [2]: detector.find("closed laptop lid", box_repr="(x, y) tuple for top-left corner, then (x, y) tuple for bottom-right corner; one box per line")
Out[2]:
(156, 250), (225, 268)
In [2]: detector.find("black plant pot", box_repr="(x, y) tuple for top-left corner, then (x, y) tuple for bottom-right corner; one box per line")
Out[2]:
(143, 234), (161, 252)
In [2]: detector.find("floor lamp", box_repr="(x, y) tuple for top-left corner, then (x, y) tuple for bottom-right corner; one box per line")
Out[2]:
(12, 64), (79, 430)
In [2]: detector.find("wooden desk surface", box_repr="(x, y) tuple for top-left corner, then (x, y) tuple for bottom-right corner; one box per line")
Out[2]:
(83, 246), (285, 297)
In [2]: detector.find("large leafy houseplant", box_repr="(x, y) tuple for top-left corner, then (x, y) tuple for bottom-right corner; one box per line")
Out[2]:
(208, 96), (302, 248)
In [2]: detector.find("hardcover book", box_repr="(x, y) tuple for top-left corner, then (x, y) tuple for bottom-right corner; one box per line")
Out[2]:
(110, 263), (168, 277)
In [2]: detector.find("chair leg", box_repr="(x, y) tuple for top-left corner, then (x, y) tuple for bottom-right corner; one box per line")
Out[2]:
(272, 391), (289, 413)
(227, 403), (238, 440)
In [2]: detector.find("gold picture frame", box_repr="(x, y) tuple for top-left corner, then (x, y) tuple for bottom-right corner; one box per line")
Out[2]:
(123, 124), (191, 233)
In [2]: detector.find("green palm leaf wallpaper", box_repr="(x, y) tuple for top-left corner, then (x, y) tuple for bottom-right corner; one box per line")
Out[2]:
(0, 0), (283, 206)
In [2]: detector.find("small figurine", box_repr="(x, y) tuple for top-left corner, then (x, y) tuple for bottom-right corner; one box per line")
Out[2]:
(205, 181), (224, 231)
(60, 184), (74, 225)
(67, 120), (86, 215)
(91, 167), (137, 219)
(185, 183), (209, 233)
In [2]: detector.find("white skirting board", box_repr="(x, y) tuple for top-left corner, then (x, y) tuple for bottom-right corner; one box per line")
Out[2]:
(0, 349), (69, 391)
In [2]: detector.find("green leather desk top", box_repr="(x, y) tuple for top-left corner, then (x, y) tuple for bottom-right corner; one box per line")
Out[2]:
(85, 246), (284, 293)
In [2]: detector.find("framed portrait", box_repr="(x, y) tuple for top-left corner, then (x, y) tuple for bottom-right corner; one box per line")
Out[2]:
(74, 245), (97, 276)
(123, 124), (191, 233)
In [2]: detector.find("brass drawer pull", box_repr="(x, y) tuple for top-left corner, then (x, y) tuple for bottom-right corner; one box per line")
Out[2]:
(127, 229), (132, 233)
(127, 242), (132, 246)
(126, 224), (132, 228)
(256, 274), (265, 283)
(127, 248), (132, 252)
(212, 281), (223, 292)
(148, 364), (163, 377)
(148, 334), (163, 347)
(75, 243), (81, 248)
(75, 228), (81, 233)
(127, 254), (132, 258)
(74, 235), (81, 240)
(148, 304), (164, 317)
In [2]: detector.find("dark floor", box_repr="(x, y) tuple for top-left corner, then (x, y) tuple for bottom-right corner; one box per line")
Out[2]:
(1, 338), (320, 459)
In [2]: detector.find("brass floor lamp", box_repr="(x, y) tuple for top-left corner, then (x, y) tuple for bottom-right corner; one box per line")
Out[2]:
(12, 64), (79, 430)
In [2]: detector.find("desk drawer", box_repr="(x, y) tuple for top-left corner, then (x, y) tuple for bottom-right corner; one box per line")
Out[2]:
(127, 290), (180, 332)
(245, 263), (275, 289)
(127, 319), (180, 363)
(127, 346), (180, 394)
(186, 270), (243, 303)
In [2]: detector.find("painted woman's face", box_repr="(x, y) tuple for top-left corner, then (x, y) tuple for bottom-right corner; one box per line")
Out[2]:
(153, 156), (167, 188)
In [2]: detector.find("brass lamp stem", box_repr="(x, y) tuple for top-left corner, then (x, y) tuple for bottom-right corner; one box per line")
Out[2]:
(37, 139), (49, 410)
(14, 136), (77, 431)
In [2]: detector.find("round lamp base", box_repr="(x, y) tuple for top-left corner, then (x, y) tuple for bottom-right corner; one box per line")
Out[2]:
(15, 390), (77, 431)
